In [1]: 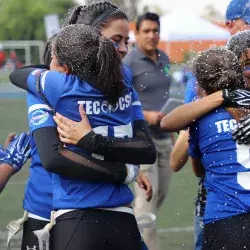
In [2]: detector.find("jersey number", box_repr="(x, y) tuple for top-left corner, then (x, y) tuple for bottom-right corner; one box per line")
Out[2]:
(236, 143), (250, 190)
(92, 123), (133, 160)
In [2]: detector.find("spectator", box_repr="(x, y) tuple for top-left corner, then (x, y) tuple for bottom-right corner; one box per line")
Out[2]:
(124, 12), (173, 250)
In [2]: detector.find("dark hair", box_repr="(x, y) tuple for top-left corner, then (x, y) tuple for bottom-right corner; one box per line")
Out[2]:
(52, 24), (124, 105)
(62, 1), (128, 30)
(227, 30), (250, 60)
(192, 47), (245, 94)
(43, 34), (57, 66)
(136, 12), (160, 31)
(43, 1), (128, 65)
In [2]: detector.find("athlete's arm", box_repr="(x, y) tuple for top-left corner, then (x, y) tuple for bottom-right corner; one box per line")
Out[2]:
(9, 65), (48, 91)
(160, 88), (250, 132)
(170, 130), (189, 172)
(0, 164), (14, 193)
(54, 107), (156, 165)
(160, 91), (224, 132)
(33, 126), (136, 185)
(10, 67), (67, 109)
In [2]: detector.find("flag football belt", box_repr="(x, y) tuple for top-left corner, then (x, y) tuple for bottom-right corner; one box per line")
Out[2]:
(6, 208), (156, 250)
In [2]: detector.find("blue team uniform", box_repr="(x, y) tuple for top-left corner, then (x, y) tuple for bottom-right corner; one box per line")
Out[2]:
(184, 73), (198, 104)
(189, 107), (250, 225)
(24, 66), (144, 218)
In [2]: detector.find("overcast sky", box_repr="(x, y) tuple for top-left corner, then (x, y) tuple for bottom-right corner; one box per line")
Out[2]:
(77, 0), (231, 17)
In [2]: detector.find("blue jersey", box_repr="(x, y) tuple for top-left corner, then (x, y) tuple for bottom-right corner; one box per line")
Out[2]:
(24, 92), (55, 219)
(184, 74), (198, 104)
(24, 66), (144, 217)
(189, 107), (250, 225)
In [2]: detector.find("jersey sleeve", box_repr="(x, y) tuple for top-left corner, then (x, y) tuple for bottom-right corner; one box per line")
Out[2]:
(188, 122), (202, 159)
(27, 93), (56, 133)
(27, 69), (70, 107)
(132, 87), (145, 121)
(184, 76), (198, 104)
(122, 64), (145, 121)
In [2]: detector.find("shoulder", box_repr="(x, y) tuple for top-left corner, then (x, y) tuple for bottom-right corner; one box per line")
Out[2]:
(42, 70), (79, 88)
(158, 49), (170, 63)
(122, 64), (133, 88)
(196, 107), (232, 131)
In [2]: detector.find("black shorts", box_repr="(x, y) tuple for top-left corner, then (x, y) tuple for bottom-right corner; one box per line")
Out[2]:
(203, 213), (250, 250)
(52, 209), (142, 250)
(21, 217), (53, 250)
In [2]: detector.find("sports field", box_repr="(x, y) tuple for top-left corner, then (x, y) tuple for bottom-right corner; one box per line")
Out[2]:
(0, 91), (198, 250)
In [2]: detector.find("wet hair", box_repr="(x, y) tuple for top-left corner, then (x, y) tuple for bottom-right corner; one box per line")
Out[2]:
(62, 1), (128, 30)
(43, 34), (57, 66)
(43, 1), (128, 65)
(227, 30), (250, 60)
(52, 24), (124, 105)
(136, 12), (160, 31)
(192, 47), (245, 95)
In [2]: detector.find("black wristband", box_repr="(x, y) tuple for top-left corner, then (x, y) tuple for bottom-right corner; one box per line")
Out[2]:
(76, 130), (96, 153)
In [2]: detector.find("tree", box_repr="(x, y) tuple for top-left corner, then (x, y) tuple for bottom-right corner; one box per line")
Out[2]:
(85, 0), (140, 19)
(201, 5), (224, 21)
(140, 4), (168, 16)
(0, 0), (75, 41)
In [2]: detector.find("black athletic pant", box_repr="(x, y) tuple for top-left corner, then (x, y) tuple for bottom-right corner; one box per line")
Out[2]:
(203, 213), (250, 250)
(21, 217), (53, 250)
(52, 209), (142, 250)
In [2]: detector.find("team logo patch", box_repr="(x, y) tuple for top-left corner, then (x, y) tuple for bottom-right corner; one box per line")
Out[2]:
(163, 65), (170, 75)
(30, 110), (49, 126)
(31, 69), (42, 76)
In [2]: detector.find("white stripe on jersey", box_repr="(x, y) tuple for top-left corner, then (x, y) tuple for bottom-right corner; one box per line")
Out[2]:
(41, 70), (49, 90)
(28, 104), (52, 114)
(132, 101), (141, 106)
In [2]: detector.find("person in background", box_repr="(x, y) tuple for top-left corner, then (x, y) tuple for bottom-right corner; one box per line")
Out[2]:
(124, 12), (173, 250)
(225, 0), (250, 35)
(167, 0), (250, 245)
(0, 44), (6, 68)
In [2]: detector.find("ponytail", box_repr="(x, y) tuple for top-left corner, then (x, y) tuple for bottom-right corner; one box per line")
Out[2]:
(68, 6), (83, 25)
(95, 36), (124, 105)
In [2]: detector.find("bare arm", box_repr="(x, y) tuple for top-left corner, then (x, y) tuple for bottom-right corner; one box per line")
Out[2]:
(0, 164), (14, 193)
(170, 130), (189, 172)
(160, 91), (223, 132)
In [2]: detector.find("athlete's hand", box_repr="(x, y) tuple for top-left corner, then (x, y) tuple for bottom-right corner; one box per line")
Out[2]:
(222, 89), (250, 109)
(0, 133), (31, 173)
(232, 114), (250, 144)
(143, 111), (165, 126)
(136, 172), (153, 202)
(53, 104), (92, 145)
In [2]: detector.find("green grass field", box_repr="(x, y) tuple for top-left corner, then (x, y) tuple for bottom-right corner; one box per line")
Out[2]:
(0, 71), (11, 83)
(0, 98), (198, 250)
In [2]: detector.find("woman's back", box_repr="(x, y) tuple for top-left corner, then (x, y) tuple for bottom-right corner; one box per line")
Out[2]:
(189, 107), (250, 224)
(26, 65), (142, 211)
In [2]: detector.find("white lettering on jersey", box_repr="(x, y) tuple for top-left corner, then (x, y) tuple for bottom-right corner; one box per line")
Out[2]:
(215, 119), (237, 133)
(78, 93), (133, 115)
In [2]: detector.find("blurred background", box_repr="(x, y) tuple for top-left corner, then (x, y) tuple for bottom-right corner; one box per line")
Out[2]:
(0, 0), (232, 249)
